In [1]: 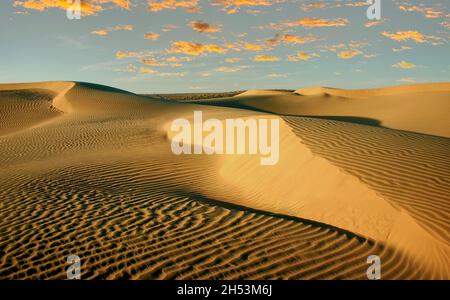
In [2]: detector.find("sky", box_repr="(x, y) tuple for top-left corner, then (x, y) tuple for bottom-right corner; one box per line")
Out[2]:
(0, 0), (449, 93)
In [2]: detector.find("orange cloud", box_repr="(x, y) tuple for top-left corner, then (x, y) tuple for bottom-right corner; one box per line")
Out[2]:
(91, 24), (133, 36)
(253, 55), (280, 62)
(190, 21), (221, 33)
(284, 18), (349, 28)
(116, 51), (140, 59)
(166, 56), (193, 63)
(281, 34), (316, 45)
(399, 5), (444, 19)
(243, 42), (265, 51)
(337, 50), (361, 59)
(141, 58), (167, 66)
(225, 58), (241, 63)
(287, 52), (319, 62)
(365, 20), (383, 27)
(301, 3), (326, 12)
(148, 0), (198, 13)
(343, 1), (368, 7)
(393, 61), (416, 69)
(213, 0), (274, 14)
(319, 41), (368, 58)
(215, 65), (249, 73)
(14, 0), (130, 15)
(398, 77), (416, 83)
(168, 41), (227, 56)
(144, 32), (160, 40)
(139, 67), (156, 74)
(392, 46), (412, 52)
(381, 31), (442, 44)
(92, 30), (109, 36)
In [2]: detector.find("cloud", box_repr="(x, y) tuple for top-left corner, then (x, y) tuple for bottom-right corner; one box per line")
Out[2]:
(287, 52), (319, 62)
(158, 72), (186, 77)
(139, 67), (156, 74)
(162, 24), (178, 32)
(166, 56), (193, 62)
(365, 20), (383, 27)
(319, 41), (368, 59)
(284, 18), (349, 28)
(392, 61), (416, 69)
(301, 2), (326, 12)
(301, 1), (368, 11)
(440, 21), (450, 29)
(399, 5), (444, 19)
(343, 1), (368, 7)
(268, 73), (287, 78)
(144, 32), (160, 40)
(225, 58), (241, 63)
(263, 34), (316, 48)
(127, 64), (138, 73)
(91, 24), (133, 36)
(116, 51), (140, 59)
(381, 31), (443, 44)
(337, 50), (361, 59)
(253, 55), (280, 62)
(215, 66), (249, 73)
(148, 0), (198, 13)
(13, 0), (130, 15)
(190, 21), (221, 33)
(243, 42), (265, 51)
(398, 77), (416, 83)
(168, 41), (227, 55)
(392, 46), (412, 52)
(212, 0), (275, 14)
(103, 0), (131, 9)
(92, 30), (109, 36)
(281, 34), (316, 45)
(141, 58), (167, 66)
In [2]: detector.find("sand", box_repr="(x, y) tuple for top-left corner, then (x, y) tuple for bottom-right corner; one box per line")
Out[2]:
(0, 81), (448, 279)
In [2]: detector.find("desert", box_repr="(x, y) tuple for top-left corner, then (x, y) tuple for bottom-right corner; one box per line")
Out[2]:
(0, 81), (448, 279)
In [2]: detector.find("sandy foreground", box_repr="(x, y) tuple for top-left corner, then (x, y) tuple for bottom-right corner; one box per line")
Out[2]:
(0, 81), (448, 279)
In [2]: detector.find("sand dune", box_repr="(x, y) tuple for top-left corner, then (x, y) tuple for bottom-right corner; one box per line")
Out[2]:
(295, 82), (450, 97)
(0, 81), (448, 279)
(190, 83), (450, 138)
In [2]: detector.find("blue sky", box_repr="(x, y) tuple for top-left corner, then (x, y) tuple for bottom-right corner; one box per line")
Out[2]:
(1, 0), (449, 93)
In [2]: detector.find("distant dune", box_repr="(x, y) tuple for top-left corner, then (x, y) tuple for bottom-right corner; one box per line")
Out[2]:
(190, 83), (450, 138)
(0, 81), (448, 279)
